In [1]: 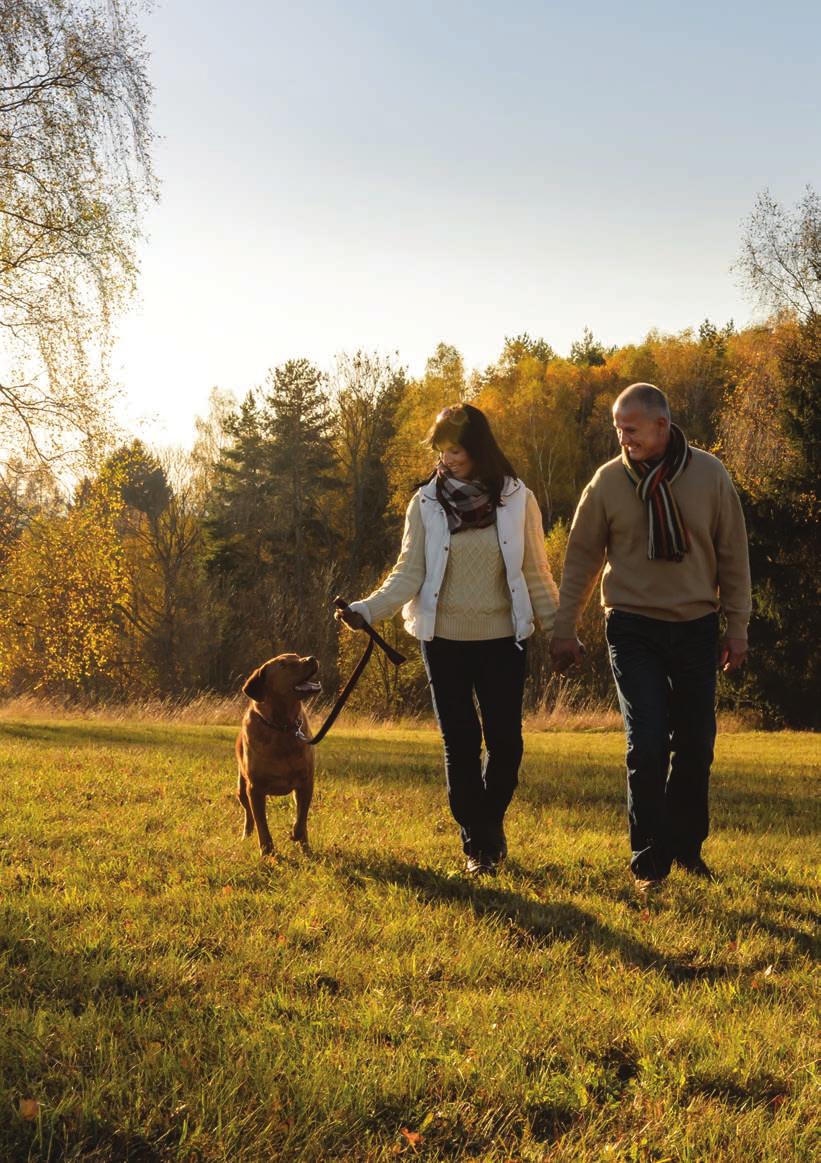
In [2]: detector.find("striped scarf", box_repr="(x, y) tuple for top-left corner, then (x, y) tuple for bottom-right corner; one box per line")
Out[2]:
(435, 465), (497, 533)
(622, 424), (692, 561)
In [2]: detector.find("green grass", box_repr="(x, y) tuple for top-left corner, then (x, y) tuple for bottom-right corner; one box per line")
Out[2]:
(0, 722), (818, 1162)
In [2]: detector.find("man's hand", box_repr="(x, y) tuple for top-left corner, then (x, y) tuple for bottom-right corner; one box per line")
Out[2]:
(550, 637), (586, 673)
(720, 637), (748, 673)
(334, 607), (366, 631)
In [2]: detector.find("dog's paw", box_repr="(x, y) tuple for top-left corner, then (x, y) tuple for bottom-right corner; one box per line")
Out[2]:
(290, 828), (309, 850)
(258, 842), (275, 857)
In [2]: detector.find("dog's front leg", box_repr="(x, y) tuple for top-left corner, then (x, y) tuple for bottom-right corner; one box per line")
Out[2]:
(249, 786), (274, 855)
(237, 774), (254, 839)
(291, 773), (313, 848)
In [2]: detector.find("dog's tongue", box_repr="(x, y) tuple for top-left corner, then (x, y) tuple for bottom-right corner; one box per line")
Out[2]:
(294, 680), (321, 693)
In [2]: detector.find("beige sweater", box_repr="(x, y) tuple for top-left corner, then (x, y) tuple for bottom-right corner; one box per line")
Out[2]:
(554, 448), (752, 640)
(360, 491), (559, 640)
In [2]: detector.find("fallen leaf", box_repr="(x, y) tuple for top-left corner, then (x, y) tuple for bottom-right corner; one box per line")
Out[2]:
(221, 885), (233, 895)
(640, 909), (651, 921)
(19, 1098), (39, 1120)
(400, 1127), (424, 1148)
(763, 964), (774, 977)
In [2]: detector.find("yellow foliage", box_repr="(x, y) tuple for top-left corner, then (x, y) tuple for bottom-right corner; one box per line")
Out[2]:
(0, 478), (128, 692)
(385, 343), (468, 513)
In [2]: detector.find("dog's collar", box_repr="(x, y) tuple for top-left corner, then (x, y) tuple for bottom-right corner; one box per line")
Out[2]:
(252, 707), (309, 742)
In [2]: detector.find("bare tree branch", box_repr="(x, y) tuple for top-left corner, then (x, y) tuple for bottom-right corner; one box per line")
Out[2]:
(0, 1), (156, 463)
(735, 187), (820, 322)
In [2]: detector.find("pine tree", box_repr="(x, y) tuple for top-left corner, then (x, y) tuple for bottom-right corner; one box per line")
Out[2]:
(202, 363), (340, 687)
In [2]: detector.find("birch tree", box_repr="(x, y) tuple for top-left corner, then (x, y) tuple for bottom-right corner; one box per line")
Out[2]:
(1, 0), (155, 461)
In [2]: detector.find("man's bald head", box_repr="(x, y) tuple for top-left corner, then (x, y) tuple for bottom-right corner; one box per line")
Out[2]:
(613, 383), (671, 421)
(612, 383), (672, 461)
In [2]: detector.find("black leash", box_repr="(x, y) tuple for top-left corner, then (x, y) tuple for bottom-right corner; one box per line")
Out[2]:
(306, 596), (406, 746)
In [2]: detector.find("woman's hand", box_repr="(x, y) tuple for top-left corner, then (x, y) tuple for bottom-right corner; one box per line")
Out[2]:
(335, 607), (367, 631)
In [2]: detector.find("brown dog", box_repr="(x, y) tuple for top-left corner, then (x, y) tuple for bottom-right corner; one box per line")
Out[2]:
(236, 653), (321, 855)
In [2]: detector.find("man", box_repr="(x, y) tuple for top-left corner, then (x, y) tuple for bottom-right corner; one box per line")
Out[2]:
(550, 383), (751, 893)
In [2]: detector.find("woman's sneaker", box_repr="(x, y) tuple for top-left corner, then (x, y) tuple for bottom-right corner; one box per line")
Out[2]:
(634, 876), (664, 897)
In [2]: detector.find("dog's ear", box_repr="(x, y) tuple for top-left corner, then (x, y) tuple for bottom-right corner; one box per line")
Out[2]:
(242, 666), (266, 700)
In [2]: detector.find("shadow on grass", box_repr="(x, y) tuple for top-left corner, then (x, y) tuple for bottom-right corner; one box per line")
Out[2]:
(743, 871), (820, 898)
(0, 920), (164, 1014)
(519, 779), (821, 833)
(3, 1118), (167, 1163)
(326, 742), (820, 831)
(711, 791), (821, 836)
(683, 1072), (790, 1111)
(0, 720), (230, 750)
(723, 909), (819, 958)
(329, 852), (739, 985)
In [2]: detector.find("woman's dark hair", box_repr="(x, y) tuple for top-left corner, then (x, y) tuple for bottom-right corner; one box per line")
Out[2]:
(418, 403), (517, 506)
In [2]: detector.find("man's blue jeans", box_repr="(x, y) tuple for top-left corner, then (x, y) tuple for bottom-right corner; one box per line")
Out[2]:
(605, 610), (719, 880)
(421, 636), (527, 859)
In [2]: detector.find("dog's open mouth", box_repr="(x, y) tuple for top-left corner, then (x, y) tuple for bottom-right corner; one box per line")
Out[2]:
(294, 658), (320, 694)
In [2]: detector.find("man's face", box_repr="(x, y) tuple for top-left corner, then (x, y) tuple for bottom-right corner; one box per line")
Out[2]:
(612, 404), (670, 462)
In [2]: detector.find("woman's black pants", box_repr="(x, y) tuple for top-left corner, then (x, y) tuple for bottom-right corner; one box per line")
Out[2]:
(421, 635), (528, 859)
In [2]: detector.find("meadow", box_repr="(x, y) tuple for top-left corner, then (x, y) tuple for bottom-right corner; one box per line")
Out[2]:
(0, 719), (818, 1161)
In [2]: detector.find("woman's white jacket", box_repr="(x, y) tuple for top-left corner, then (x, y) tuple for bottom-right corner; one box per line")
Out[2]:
(349, 476), (558, 642)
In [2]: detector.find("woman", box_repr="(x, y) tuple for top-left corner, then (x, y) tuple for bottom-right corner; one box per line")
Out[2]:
(338, 404), (559, 875)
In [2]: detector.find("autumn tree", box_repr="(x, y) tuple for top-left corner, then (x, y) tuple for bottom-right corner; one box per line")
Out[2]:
(608, 325), (732, 449)
(0, 456), (63, 563)
(189, 386), (238, 501)
(0, 473), (127, 696)
(385, 343), (468, 511)
(0, 0), (155, 462)
(331, 350), (405, 585)
(724, 188), (821, 726)
(105, 441), (207, 696)
(477, 337), (623, 526)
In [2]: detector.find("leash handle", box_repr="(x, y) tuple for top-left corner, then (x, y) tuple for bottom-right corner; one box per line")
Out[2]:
(305, 596), (406, 746)
(334, 596), (406, 666)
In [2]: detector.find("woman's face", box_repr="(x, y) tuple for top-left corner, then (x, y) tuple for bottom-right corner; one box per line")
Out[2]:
(439, 442), (475, 480)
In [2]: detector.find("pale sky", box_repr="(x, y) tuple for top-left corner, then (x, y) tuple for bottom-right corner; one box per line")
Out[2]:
(113, 0), (821, 446)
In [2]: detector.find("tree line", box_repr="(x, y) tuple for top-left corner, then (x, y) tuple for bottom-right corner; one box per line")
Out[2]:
(0, 301), (817, 727)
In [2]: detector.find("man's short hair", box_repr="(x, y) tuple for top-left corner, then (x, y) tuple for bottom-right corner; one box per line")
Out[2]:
(613, 383), (671, 421)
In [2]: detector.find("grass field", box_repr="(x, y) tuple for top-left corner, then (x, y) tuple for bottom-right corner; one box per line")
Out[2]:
(0, 721), (818, 1162)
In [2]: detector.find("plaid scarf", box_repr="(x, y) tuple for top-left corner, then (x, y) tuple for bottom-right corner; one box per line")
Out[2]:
(435, 465), (497, 534)
(622, 424), (692, 561)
